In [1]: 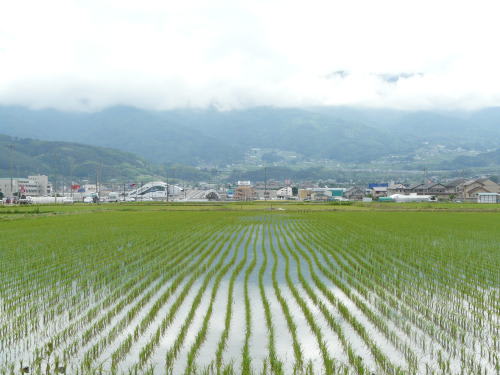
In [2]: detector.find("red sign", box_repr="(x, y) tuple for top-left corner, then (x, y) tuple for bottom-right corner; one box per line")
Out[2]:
(71, 184), (81, 190)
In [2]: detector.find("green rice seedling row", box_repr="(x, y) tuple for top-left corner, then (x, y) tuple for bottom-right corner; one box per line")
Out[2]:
(1, 208), (498, 374)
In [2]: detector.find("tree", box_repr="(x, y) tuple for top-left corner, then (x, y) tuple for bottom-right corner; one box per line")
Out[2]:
(206, 192), (219, 201)
(292, 186), (298, 196)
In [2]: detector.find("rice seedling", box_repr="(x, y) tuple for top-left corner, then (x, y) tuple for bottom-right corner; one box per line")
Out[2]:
(241, 226), (259, 375)
(1, 209), (498, 375)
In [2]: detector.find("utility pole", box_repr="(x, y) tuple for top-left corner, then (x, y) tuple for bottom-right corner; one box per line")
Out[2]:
(213, 167), (218, 192)
(54, 176), (57, 203)
(166, 168), (169, 203)
(95, 163), (102, 204)
(8, 144), (14, 198)
(461, 169), (466, 199)
(70, 164), (74, 201)
(423, 167), (428, 195)
(96, 166), (99, 198)
(172, 167), (176, 201)
(99, 162), (102, 201)
(264, 167), (268, 201)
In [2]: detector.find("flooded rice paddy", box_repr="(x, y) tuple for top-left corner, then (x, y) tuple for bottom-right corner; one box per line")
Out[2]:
(1, 210), (498, 374)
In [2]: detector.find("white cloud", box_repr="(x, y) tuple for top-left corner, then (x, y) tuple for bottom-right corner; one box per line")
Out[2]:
(1, 0), (500, 111)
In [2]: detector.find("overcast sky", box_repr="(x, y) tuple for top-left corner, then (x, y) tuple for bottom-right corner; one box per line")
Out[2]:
(1, 0), (500, 111)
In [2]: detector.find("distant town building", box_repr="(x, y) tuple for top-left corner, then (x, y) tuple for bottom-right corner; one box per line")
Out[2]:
(440, 178), (500, 200)
(127, 181), (183, 200)
(387, 183), (406, 195)
(344, 186), (364, 200)
(368, 183), (388, 189)
(477, 193), (500, 203)
(405, 183), (448, 198)
(226, 188), (235, 199)
(298, 189), (312, 201)
(370, 186), (388, 199)
(255, 188), (277, 200)
(276, 186), (293, 199)
(390, 193), (436, 203)
(386, 178), (500, 201)
(234, 185), (257, 201)
(311, 191), (330, 201)
(0, 175), (51, 197)
(460, 178), (500, 199)
(297, 187), (346, 201)
(443, 179), (467, 195)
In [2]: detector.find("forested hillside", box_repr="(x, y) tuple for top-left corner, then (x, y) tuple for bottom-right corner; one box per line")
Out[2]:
(0, 134), (159, 180)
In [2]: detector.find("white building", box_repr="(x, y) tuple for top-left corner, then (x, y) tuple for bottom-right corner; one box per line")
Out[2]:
(477, 193), (500, 203)
(127, 181), (183, 200)
(390, 193), (436, 202)
(0, 175), (51, 197)
(276, 186), (293, 199)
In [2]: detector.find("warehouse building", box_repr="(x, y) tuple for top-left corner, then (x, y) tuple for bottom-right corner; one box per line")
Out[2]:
(0, 175), (52, 197)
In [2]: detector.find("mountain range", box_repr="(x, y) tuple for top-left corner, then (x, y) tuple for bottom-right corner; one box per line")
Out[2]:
(0, 105), (499, 176)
